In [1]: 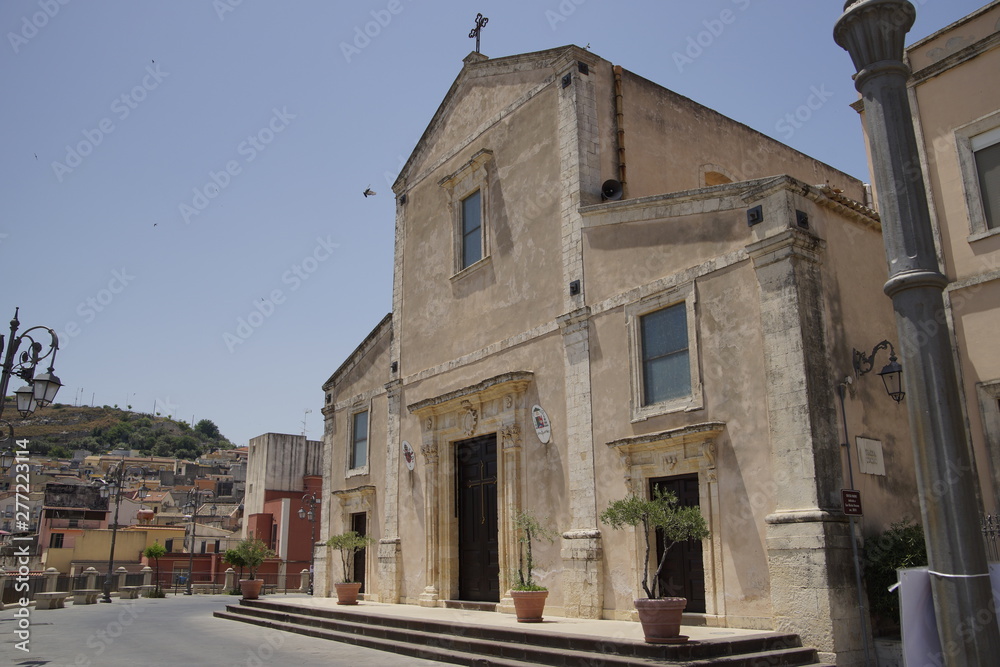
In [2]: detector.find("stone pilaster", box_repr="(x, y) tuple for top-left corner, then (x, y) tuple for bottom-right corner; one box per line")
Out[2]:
(747, 226), (859, 664)
(418, 420), (440, 606)
(557, 306), (603, 618)
(496, 421), (523, 614)
(378, 380), (403, 603)
(560, 529), (603, 619)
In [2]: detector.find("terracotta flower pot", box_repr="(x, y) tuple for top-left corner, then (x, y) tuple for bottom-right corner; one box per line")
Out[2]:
(240, 579), (263, 600)
(634, 597), (688, 644)
(335, 582), (363, 605)
(510, 589), (548, 623)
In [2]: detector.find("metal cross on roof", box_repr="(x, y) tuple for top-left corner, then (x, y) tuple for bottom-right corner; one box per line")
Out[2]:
(469, 13), (488, 53)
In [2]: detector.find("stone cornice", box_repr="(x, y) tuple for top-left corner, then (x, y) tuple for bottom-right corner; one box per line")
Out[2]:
(908, 31), (1000, 85)
(407, 371), (534, 416)
(746, 228), (826, 268)
(606, 421), (726, 453)
(437, 149), (493, 189)
(323, 313), (392, 391)
(331, 485), (376, 498)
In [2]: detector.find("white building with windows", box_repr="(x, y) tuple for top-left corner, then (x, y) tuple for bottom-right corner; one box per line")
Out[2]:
(317, 44), (923, 664)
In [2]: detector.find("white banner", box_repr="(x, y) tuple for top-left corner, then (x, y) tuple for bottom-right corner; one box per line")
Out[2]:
(899, 564), (1000, 666)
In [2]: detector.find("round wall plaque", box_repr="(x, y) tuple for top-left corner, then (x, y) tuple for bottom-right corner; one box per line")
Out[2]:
(531, 405), (551, 444)
(402, 441), (415, 471)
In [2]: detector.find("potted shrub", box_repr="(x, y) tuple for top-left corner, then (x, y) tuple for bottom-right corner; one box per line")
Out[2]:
(142, 542), (167, 597)
(326, 531), (374, 604)
(509, 509), (556, 622)
(230, 537), (275, 600)
(600, 488), (709, 644)
(864, 520), (927, 662)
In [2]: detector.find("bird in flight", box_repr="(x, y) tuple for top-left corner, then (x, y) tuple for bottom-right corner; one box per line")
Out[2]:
(363, 186), (376, 198)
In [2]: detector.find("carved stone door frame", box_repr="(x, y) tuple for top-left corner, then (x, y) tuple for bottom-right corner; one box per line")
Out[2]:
(607, 421), (725, 619)
(408, 371), (533, 606)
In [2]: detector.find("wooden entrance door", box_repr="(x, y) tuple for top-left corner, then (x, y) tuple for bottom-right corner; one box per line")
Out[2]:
(456, 434), (499, 602)
(650, 474), (706, 612)
(351, 512), (367, 593)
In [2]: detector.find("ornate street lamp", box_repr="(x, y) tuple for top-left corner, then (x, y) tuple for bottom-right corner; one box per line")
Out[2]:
(1, 308), (61, 421)
(298, 492), (319, 595)
(98, 461), (150, 603)
(853, 339), (905, 402)
(183, 489), (215, 595)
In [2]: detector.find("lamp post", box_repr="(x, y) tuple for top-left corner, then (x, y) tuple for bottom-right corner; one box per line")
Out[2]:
(298, 492), (319, 595)
(183, 489), (215, 595)
(97, 461), (150, 603)
(836, 3), (1000, 662)
(0, 308), (62, 421)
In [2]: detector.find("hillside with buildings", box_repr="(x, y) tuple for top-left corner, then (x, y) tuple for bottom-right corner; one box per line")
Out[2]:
(3, 399), (236, 459)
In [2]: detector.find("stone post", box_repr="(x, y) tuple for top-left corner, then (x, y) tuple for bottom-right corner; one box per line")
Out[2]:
(836, 3), (1000, 664)
(225, 568), (235, 592)
(141, 565), (153, 588)
(116, 566), (128, 592)
(45, 567), (60, 592)
(0, 573), (8, 610)
(83, 566), (98, 590)
(299, 569), (310, 593)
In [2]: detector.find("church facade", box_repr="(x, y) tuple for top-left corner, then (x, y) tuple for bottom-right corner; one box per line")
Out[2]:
(315, 45), (920, 663)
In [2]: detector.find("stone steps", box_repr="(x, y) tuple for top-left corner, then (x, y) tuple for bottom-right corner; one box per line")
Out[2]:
(215, 599), (835, 666)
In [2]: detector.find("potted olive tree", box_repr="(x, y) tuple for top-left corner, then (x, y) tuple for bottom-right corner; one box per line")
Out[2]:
(230, 537), (275, 600)
(326, 531), (374, 605)
(509, 509), (556, 623)
(600, 488), (709, 643)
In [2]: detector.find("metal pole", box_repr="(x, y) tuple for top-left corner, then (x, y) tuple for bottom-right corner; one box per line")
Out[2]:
(837, 383), (873, 666)
(835, 3), (1000, 664)
(309, 513), (316, 595)
(101, 468), (122, 604)
(186, 499), (196, 595)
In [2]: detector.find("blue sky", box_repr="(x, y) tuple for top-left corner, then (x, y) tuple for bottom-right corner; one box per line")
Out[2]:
(1, 1), (985, 447)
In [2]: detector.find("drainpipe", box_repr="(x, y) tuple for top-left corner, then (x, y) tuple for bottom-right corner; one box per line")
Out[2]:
(613, 65), (627, 198)
(836, 379), (873, 667)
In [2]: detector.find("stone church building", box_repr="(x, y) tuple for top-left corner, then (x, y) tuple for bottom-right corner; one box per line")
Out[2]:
(315, 45), (921, 662)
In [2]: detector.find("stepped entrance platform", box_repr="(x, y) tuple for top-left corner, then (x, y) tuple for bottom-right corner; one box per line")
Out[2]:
(215, 596), (834, 666)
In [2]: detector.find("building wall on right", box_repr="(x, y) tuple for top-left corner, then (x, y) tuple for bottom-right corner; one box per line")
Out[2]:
(860, 1), (1000, 513)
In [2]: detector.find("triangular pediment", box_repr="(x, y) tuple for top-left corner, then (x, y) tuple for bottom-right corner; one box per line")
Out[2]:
(393, 45), (598, 192)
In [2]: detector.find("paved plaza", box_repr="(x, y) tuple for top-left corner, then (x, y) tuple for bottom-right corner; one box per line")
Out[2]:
(1, 593), (448, 667)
